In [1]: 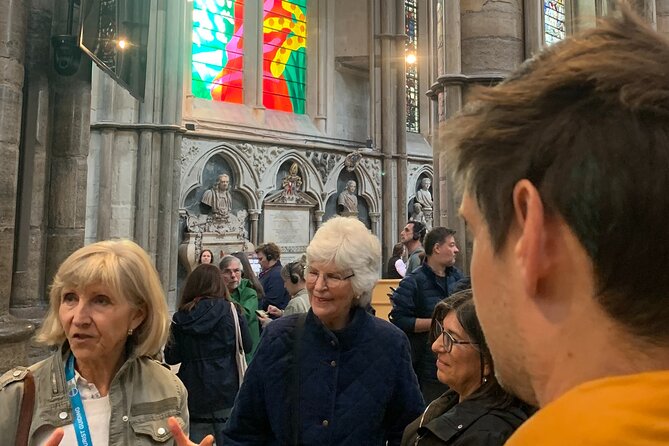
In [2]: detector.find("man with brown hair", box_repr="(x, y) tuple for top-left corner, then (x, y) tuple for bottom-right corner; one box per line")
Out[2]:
(446, 5), (669, 445)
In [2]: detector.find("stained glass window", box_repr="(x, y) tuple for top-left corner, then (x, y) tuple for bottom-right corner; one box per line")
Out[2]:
(405, 0), (419, 133)
(262, 0), (307, 113)
(192, 0), (245, 102)
(544, 0), (566, 45)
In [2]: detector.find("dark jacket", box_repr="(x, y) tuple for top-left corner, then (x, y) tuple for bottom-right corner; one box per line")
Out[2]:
(222, 307), (425, 445)
(389, 263), (463, 382)
(401, 391), (529, 446)
(386, 255), (404, 279)
(259, 261), (291, 311)
(165, 298), (252, 414)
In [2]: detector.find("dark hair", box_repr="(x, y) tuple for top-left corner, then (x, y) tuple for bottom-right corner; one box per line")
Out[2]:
(281, 255), (307, 284)
(445, 7), (669, 341)
(179, 264), (229, 312)
(392, 242), (404, 258)
(424, 227), (456, 256)
(230, 252), (265, 299)
(407, 221), (427, 243)
(430, 289), (517, 409)
(256, 242), (281, 262)
(198, 249), (214, 264)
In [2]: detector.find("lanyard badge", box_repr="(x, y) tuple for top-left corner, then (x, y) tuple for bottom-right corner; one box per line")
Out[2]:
(65, 354), (94, 446)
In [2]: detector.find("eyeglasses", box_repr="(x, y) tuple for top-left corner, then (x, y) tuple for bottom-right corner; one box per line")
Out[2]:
(305, 267), (355, 287)
(433, 321), (479, 353)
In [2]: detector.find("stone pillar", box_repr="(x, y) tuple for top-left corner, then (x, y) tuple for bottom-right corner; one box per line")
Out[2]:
(0, 0), (34, 372)
(313, 210), (325, 230)
(658, 0), (669, 37)
(249, 210), (260, 246)
(436, 0), (524, 272)
(10, 0), (53, 324)
(395, 0), (407, 236)
(380, 0), (399, 262)
(369, 212), (381, 236)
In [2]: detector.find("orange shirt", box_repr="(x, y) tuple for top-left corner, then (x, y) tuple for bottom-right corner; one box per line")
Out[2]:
(506, 371), (669, 445)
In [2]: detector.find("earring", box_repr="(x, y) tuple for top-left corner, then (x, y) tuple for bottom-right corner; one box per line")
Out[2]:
(127, 328), (134, 336)
(483, 376), (488, 384)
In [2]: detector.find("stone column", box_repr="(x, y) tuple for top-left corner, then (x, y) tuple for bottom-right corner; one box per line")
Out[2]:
(0, 0), (34, 372)
(395, 0), (407, 234)
(437, 0), (524, 272)
(658, 0), (669, 37)
(369, 212), (381, 236)
(380, 0), (399, 262)
(10, 0), (53, 325)
(249, 210), (260, 246)
(313, 210), (325, 230)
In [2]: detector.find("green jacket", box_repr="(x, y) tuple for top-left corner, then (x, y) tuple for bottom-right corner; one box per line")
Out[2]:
(230, 278), (261, 361)
(0, 344), (188, 445)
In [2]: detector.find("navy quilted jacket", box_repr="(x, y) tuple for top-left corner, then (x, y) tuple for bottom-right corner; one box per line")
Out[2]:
(222, 307), (425, 445)
(389, 264), (463, 383)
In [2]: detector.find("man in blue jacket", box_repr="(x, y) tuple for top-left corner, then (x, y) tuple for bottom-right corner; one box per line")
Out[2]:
(256, 242), (291, 311)
(390, 227), (463, 403)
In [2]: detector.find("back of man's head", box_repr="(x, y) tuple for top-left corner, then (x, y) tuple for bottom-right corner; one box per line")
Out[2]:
(446, 7), (669, 342)
(407, 220), (427, 245)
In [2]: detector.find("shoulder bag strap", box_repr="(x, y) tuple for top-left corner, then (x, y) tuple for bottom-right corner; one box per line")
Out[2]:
(15, 371), (35, 446)
(230, 301), (248, 387)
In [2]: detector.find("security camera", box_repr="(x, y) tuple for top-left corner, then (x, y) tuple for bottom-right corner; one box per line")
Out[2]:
(51, 35), (81, 76)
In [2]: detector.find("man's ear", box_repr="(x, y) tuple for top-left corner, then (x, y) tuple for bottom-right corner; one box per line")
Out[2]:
(512, 180), (551, 298)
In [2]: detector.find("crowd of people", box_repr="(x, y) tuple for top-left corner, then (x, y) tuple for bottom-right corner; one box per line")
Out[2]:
(2, 7), (669, 446)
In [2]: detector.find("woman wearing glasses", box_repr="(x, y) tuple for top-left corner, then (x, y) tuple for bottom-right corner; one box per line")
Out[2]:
(223, 216), (424, 445)
(401, 290), (531, 445)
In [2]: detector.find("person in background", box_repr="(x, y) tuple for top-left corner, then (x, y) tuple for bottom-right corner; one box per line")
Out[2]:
(165, 264), (252, 445)
(259, 256), (310, 326)
(220, 255), (261, 360)
(386, 242), (407, 279)
(255, 242), (290, 311)
(231, 251), (265, 303)
(401, 290), (531, 445)
(400, 221), (427, 275)
(390, 227), (463, 403)
(198, 249), (214, 265)
(0, 240), (189, 446)
(446, 6), (669, 444)
(222, 216), (424, 445)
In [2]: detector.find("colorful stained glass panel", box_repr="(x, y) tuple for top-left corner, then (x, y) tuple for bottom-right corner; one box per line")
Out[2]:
(544, 0), (566, 45)
(262, 0), (307, 113)
(192, 0), (244, 102)
(405, 0), (419, 133)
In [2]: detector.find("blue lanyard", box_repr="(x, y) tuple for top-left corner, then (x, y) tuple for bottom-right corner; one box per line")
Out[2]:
(65, 354), (93, 446)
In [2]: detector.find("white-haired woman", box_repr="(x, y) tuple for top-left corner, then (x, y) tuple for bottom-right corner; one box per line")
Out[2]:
(0, 240), (193, 446)
(222, 216), (425, 445)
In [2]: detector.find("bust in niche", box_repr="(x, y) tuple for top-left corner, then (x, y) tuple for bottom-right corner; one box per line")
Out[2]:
(201, 173), (232, 220)
(416, 177), (433, 209)
(338, 180), (359, 215)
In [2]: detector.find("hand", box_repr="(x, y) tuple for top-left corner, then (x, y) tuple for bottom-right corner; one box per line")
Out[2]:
(168, 416), (214, 446)
(44, 428), (64, 446)
(267, 305), (283, 317)
(258, 315), (272, 328)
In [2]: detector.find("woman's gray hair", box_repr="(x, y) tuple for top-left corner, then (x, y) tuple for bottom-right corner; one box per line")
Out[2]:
(306, 216), (381, 307)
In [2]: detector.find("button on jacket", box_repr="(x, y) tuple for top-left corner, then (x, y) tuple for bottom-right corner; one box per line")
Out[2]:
(0, 344), (188, 445)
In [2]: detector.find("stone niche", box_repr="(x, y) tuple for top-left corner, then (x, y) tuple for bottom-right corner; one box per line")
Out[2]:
(261, 162), (317, 263)
(179, 155), (254, 273)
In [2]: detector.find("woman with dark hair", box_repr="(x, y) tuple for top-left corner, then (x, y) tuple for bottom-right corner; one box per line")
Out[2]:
(401, 290), (531, 445)
(198, 249), (214, 264)
(165, 264), (252, 445)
